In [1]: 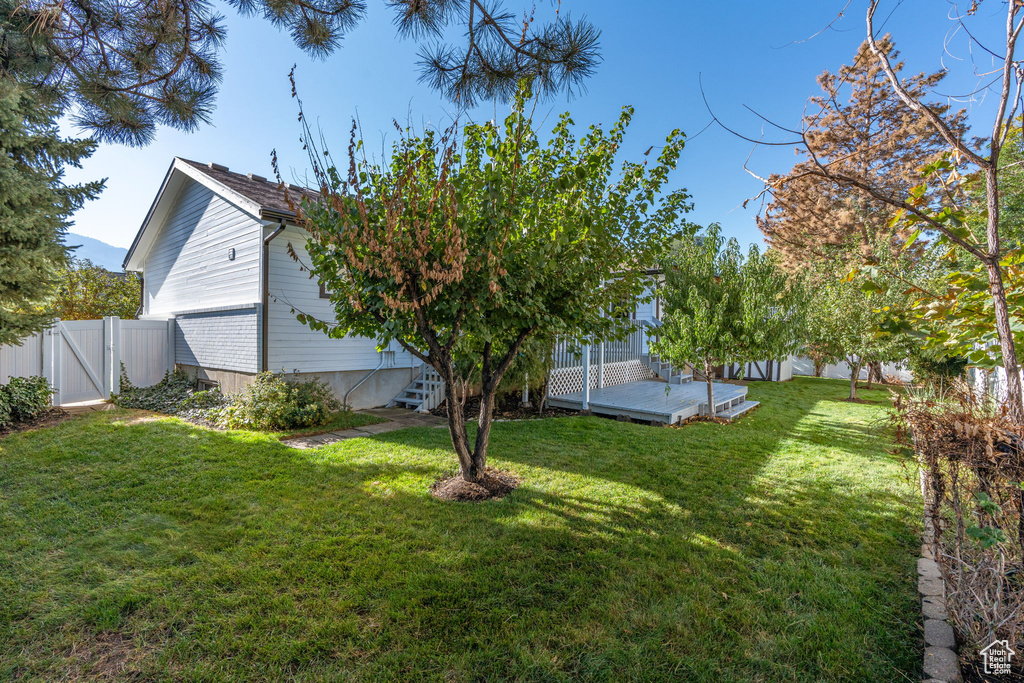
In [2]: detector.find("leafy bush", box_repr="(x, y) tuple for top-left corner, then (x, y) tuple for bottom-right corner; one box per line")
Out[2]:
(176, 388), (227, 423)
(906, 349), (969, 385)
(210, 373), (341, 431)
(114, 369), (342, 432)
(0, 391), (11, 430)
(114, 368), (196, 413)
(1, 376), (53, 428)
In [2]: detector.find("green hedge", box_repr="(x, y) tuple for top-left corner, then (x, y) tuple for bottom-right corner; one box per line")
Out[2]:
(0, 376), (53, 430)
(114, 370), (342, 432)
(209, 373), (341, 431)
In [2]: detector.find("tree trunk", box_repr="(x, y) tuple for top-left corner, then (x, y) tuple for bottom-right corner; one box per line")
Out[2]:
(985, 160), (1024, 423)
(865, 361), (874, 390)
(434, 358), (484, 483)
(985, 257), (1024, 423)
(436, 327), (536, 484)
(468, 382), (498, 480)
(849, 359), (861, 401)
(444, 391), (482, 481)
(704, 358), (715, 418)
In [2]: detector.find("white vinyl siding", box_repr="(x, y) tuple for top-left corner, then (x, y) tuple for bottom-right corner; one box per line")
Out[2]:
(266, 226), (414, 373)
(633, 282), (660, 322)
(143, 179), (261, 316)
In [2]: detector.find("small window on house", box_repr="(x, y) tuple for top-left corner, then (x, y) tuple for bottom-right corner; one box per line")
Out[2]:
(197, 379), (220, 392)
(319, 282), (330, 299)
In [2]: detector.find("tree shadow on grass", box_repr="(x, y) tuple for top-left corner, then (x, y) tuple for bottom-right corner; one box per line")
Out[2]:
(0, 379), (921, 681)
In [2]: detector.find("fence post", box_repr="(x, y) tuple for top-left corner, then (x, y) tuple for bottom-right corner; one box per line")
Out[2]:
(597, 341), (605, 388)
(50, 319), (62, 406)
(40, 325), (54, 405)
(105, 316), (121, 397)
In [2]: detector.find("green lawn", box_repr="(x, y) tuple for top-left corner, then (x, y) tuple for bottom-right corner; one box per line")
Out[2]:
(271, 410), (386, 439)
(0, 377), (921, 681)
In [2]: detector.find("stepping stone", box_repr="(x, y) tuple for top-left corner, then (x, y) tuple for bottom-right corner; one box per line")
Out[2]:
(352, 421), (407, 435)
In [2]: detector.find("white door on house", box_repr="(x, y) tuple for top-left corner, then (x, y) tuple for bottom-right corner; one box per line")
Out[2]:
(55, 320), (109, 404)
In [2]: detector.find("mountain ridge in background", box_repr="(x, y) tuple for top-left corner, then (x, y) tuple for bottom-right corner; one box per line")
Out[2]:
(64, 233), (129, 272)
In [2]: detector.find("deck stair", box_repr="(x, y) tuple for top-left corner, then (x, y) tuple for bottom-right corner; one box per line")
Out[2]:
(642, 353), (692, 385)
(388, 364), (446, 413)
(700, 391), (750, 417)
(716, 400), (760, 421)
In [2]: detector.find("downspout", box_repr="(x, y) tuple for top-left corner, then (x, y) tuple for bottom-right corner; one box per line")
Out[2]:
(344, 349), (387, 410)
(261, 222), (286, 373)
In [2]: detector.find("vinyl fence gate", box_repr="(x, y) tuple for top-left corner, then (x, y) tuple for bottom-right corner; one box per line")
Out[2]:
(0, 318), (173, 406)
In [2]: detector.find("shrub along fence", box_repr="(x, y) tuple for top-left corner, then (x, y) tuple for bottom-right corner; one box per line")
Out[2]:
(0, 317), (171, 405)
(892, 382), (1023, 671)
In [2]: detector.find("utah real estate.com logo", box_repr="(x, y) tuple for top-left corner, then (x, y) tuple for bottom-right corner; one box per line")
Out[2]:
(981, 639), (1016, 676)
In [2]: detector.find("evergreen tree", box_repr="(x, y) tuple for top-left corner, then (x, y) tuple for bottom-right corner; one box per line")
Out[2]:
(0, 77), (103, 345)
(0, 0), (600, 146)
(758, 38), (958, 272)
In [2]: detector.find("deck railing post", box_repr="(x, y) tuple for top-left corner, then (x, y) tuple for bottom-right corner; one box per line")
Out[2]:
(597, 341), (604, 388)
(582, 344), (591, 410)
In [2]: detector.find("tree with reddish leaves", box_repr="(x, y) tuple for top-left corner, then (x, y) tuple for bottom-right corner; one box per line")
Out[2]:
(757, 37), (958, 273)
(295, 89), (691, 485)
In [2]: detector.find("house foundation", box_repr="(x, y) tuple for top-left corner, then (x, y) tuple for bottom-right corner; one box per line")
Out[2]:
(176, 364), (416, 410)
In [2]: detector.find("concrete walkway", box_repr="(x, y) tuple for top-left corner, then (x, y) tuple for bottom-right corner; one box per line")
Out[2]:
(282, 407), (446, 449)
(61, 399), (116, 416)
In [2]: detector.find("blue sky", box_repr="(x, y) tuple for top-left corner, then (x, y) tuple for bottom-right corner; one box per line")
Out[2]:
(62, 0), (1008, 250)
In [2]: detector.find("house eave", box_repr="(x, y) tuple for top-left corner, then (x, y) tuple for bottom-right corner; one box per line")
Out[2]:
(123, 158), (266, 272)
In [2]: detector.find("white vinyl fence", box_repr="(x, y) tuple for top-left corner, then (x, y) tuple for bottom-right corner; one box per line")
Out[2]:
(791, 355), (913, 383)
(0, 317), (172, 405)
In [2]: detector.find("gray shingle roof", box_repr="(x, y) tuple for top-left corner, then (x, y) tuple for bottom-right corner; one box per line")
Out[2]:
(177, 158), (319, 219)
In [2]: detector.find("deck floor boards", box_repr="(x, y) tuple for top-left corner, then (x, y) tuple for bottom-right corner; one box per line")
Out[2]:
(548, 379), (748, 423)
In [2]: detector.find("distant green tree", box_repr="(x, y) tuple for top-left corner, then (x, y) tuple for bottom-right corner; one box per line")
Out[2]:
(0, 78), (102, 345)
(652, 225), (808, 414)
(805, 277), (908, 400)
(52, 259), (140, 321)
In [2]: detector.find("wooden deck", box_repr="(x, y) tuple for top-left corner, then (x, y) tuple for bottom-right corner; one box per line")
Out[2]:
(547, 378), (750, 424)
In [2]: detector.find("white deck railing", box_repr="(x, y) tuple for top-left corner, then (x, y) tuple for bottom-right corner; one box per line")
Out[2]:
(548, 324), (654, 397)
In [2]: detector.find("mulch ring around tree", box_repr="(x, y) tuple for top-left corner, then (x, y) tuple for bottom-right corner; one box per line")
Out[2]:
(429, 394), (579, 421)
(430, 468), (520, 502)
(0, 408), (73, 438)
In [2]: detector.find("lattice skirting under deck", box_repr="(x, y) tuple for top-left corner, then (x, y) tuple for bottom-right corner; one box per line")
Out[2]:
(548, 359), (654, 396)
